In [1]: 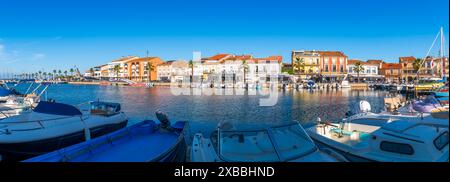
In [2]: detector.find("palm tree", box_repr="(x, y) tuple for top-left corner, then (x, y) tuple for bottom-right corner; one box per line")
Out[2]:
(146, 62), (155, 82)
(353, 62), (365, 83)
(294, 57), (305, 75)
(413, 58), (423, 73)
(53, 70), (57, 80)
(188, 60), (194, 87)
(43, 72), (47, 80)
(38, 71), (42, 79)
(113, 65), (121, 80)
(89, 68), (95, 77)
(64, 70), (68, 78)
(48, 73), (53, 81)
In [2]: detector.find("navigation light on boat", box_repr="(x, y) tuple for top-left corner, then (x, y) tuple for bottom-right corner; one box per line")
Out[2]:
(359, 100), (371, 113)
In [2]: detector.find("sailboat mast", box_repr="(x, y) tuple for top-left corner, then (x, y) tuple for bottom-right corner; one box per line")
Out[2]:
(440, 27), (445, 78)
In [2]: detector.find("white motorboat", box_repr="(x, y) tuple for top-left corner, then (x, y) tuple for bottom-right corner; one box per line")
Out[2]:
(0, 98), (33, 120)
(0, 83), (48, 120)
(191, 122), (347, 162)
(341, 74), (351, 88)
(0, 100), (128, 161)
(305, 115), (448, 162)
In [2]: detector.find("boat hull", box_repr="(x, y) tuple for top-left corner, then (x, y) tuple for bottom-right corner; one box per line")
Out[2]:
(0, 121), (127, 162)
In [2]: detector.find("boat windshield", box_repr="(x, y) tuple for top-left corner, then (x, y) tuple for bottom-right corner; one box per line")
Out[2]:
(90, 102), (121, 116)
(218, 123), (316, 162)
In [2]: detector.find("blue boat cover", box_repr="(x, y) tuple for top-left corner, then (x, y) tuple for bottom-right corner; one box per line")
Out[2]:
(0, 87), (13, 97)
(34, 101), (82, 116)
(23, 120), (187, 162)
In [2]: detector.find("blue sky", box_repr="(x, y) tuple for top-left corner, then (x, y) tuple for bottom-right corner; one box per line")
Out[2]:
(0, 0), (449, 73)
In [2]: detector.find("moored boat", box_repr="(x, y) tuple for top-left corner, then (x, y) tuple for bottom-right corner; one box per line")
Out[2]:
(191, 122), (347, 162)
(305, 116), (449, 162)
(23, 111), (188, 162)
(0, 100), (128, 161)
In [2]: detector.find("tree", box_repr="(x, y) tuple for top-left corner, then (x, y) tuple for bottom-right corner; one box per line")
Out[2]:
(43, 72), (47, 80)
(353, 62), (365, 83)
(64, 70), (68, 77)
(294, 57), (305, 75)
(188, 60), (194, 87)
(89, 68), (95, 77)
(113, 65), (121, 80)
(413, 58), (422, 73)
(38, 71), (42, 79)
(53, 70), (57, 80)
(146, 62), (155, 82)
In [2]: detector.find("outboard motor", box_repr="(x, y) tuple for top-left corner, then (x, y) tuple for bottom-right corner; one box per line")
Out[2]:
(359, 100), (371, 113)
(156, 110), (171, 130)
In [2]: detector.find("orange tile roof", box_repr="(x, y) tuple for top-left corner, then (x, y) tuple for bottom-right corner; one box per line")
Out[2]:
(112, 56), (139, 63)
(381, 63), (401, 69)
(206, 54), (233, 60)
(347, 59), (362, 65)
(399, 56), (416, 63)
(318, 51), (347, 57)
(159, 60), (175, 66)
(225, 55), (253, 61)
(367, 60), (383, 65)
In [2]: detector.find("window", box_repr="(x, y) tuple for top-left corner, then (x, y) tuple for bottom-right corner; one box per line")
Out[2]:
(340, 65), (344, 72)
(380, 141), (414, 155)
(332, 65), (336, 72)
(434, 132), (449, 151)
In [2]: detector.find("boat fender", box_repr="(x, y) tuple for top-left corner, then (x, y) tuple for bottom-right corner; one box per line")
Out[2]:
(156, 110), (171, 129)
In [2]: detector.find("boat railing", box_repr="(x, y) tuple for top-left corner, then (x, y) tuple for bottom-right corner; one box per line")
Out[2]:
(0, 110), (10, 119)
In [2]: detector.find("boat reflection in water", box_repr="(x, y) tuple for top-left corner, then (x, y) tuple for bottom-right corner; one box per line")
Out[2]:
(191, 122), (347, 162)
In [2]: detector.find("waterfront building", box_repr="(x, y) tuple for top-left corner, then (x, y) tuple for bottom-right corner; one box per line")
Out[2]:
(441, 57), (449, 79)
(399, 56), (443, 82)
(156, 60), (189, 82)
(399, 56), (417, 82)
(98, 56), (140, 79)
(125, 57), (164, 82)
(291, 50), (321, 79)
(347, 59), (383, 82)
(84, 65), (102, 78)
(380, 63), (402, 83)
(319, 51), (348, 82)
(198, 54), (282, 84)
(100, 64), (110, 79)
(246, 56), (283, 83)
(200, 54), (234, 80)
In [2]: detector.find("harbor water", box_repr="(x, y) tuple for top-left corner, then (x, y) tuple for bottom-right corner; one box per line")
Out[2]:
(10, 84), (400, 136)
